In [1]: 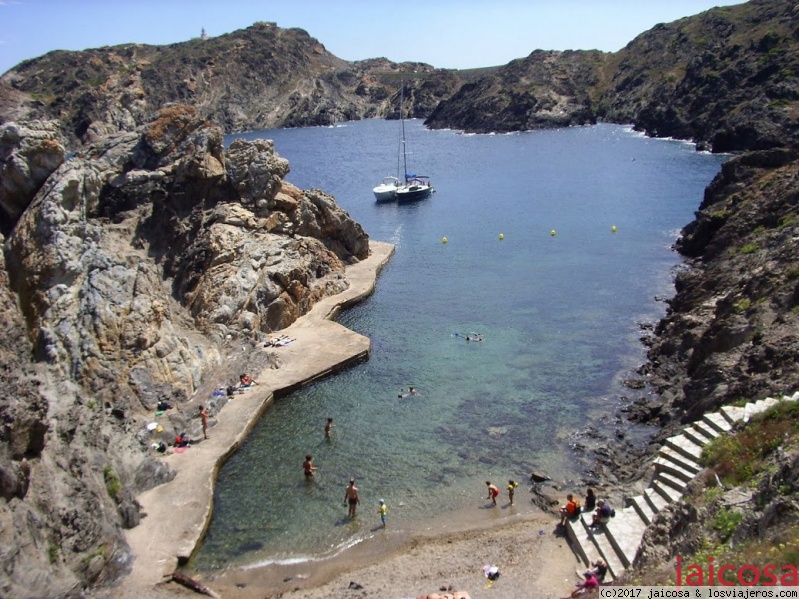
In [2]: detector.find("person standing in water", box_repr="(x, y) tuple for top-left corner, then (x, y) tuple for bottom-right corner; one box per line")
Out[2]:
(344, 479), (360, 518)
(302, 454), (318, 478)
(378, 499), (387, 528)
(325, 417), (334, 438)
(486, 481), (500, 506)
(507, 479), (519, 505)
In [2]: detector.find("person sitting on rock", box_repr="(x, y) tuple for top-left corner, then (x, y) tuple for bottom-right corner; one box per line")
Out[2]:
(559, 493), (580, 525)
(590, 499), (612, 528)
(240, 373), (257, 387)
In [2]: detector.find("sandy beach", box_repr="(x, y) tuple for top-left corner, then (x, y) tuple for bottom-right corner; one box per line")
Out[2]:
(206, 509), (582, 599)
(102, 239), (584, 599)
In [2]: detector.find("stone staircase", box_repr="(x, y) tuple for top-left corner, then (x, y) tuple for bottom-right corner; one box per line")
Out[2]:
(566, 392), (798, 581)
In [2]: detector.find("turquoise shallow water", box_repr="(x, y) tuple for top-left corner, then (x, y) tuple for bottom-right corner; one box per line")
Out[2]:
(193, 122), (727, 570)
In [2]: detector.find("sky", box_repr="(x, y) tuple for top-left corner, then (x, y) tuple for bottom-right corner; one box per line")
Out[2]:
(0, 0), (746, 76)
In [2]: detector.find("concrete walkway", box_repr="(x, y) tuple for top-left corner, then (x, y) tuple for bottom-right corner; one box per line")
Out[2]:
(121, 240), (395, 593)
(566, 392), (799, 581)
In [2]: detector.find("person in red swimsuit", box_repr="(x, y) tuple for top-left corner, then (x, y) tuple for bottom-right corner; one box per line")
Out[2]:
(486, 481), (500, 506)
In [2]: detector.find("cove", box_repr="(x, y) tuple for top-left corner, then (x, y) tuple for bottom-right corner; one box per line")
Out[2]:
(194, 122), (728, 570)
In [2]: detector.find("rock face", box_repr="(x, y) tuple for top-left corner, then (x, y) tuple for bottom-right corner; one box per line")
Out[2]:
(0, 120), (66, 233)
(639, 148), (799, 426)
(0, 22), (460, 147)
(597, 0), (799, 152)
(426, 50), (607, 133)
(2, 2), (797, 152)
(0, 104), (368, 598)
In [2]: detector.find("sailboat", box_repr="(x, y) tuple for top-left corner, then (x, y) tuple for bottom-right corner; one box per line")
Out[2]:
(395, 86), (434, 203)
(372, 84), (434, 203)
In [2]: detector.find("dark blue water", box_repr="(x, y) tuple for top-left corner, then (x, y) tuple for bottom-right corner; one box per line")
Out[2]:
(194, 121), (726, 570)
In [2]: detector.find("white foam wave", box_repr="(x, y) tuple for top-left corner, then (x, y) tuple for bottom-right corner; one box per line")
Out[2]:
(241, 536), (366, 570)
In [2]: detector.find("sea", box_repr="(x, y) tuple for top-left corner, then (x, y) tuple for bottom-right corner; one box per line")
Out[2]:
(192, 120), (727, 572)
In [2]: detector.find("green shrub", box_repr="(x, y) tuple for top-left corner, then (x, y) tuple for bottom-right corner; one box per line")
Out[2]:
(734, 298), (751, 312)
(711, 508), (743, 539)
(739, 242), (758, 254)
(702, 402), (799, 485)
(103, 466), (121, 500)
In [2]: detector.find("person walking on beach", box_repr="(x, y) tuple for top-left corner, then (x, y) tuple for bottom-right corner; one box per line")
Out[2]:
(378, 499), (387, 528)
(325, 417), (334, 438)
(486, 481), (499, 506)
(345, 479), (360, 518)
(302, 454), (318, 478)
(198, 405), (209, 440)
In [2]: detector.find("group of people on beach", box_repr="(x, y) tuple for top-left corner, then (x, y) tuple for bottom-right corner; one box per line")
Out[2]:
(485, 479), (519, 506)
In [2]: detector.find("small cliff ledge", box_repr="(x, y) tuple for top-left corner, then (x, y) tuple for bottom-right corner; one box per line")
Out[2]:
(0, 104), (368, 598)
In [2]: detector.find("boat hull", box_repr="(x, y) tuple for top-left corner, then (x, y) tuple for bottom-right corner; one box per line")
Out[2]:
(396, 185), (433, 202)
(373, 186), (397, 202)
(373, 177), (399, 202)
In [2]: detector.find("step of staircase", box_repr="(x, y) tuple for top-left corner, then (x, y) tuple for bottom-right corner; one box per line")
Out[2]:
(631, 494), (656, 525)
(720, 405), (746, 424)
(702, 412), (733, 433)
(655, 471), (690, 494)
(652, 478), (683, 503)
(657, 446), (702, 475)
(644, 487), (670, 515)
(599, 508), (648, 568)
(654, 456), (697, 483)
(569, 514), (625, 579)
(754, 397), (780, 412)
(665, 434), (704, 461)
(744, 402), (759, 421)
(691, 420), (721, 441)
(682, 425), (715, 447)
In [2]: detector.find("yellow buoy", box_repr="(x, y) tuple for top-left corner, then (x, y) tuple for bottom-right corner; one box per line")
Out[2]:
(442, 237), (448, 244)
(611, 225), (617, 233)
(550, 229), (556, 237)
(499, 233), (504, 240)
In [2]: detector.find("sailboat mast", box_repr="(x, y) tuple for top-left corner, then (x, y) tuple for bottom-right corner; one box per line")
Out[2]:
(400, 83), (408, 184)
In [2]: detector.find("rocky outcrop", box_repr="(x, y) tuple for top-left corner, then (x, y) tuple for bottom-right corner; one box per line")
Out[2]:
(0, 120), (66, 234)
(638, 148), (799, 426)
(0, 104), (369, 598)
(0, 23), (460, 148)
(426, 50), (606, 133)
(426, 0), (799, 150)
(597, 0), (799, 152)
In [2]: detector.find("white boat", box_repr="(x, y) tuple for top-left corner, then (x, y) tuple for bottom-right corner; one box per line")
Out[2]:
(373, 175), (399, 202)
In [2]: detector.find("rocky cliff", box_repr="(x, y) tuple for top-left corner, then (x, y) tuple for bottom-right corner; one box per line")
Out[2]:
(0, 105), (368, 598)
(425, 0), (799, 151)
(425, 50), (607, 134)
(0, 22), (463, 149)
(635, 147), (799, 426)
(2, 2), (797, 153)
(597, 0), (799, 152)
